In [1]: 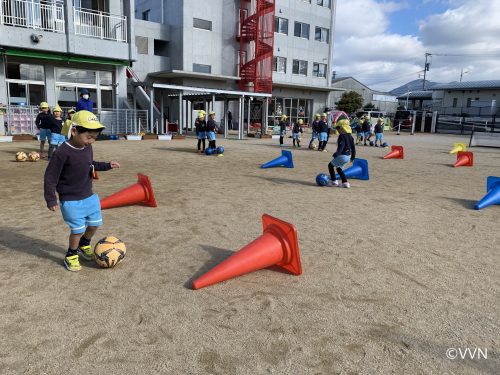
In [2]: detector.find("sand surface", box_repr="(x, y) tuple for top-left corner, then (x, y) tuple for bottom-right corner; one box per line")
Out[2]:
(0, 133), (498, 374)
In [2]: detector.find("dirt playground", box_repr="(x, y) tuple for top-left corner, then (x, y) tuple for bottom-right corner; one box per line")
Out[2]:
(0, 133), (498, 374)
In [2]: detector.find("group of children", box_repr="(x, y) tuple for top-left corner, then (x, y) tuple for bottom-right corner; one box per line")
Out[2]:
(194, 110), (218, 153)
(353, 115), (385, 147)
(35, 102), (76, 159)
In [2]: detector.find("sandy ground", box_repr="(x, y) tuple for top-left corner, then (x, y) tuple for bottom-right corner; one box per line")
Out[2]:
(0, 132), (498, 375)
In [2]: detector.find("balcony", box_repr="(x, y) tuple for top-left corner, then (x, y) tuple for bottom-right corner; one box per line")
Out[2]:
(0, 0), (65, 33)
(74, 7), (127, 43)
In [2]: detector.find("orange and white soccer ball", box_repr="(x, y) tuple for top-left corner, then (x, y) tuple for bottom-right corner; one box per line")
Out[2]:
(94, 236), (126, 268)
(15, 151), (28, 162)
(28, 151), (40, 162)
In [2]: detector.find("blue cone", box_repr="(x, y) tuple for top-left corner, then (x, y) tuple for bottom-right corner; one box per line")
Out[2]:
(474, 176), (500, 210)
(261, 150), (294, 169)
(335, 158), (369, 180)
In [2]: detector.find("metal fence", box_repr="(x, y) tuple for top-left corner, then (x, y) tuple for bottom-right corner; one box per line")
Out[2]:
(73, 7), (127, 43)
(0, 0), (65, 33)
(435, 114), (498, 135)
(2, 105), (147, 135)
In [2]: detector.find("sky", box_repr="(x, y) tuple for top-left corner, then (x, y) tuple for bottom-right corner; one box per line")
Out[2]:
(333, 0), (500, 92)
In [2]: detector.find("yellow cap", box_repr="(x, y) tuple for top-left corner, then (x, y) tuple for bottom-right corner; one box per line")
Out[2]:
(40, 102), (49, 109)
(53, 105), (62, 113)
(336, 119), (352, 134)
(209, 111), (216, 116)
(298, 119), (304, 125)
(281, 114), (287, 120)
(315, 113), (320, 118)
(321, 113), (327, 117)
(71, 110), (105, 130)
(68, 108), (76, 114)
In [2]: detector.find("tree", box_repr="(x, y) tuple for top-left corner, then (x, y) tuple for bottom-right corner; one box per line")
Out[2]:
(335, 91), (363, 115)
(364, 102), (378, 110)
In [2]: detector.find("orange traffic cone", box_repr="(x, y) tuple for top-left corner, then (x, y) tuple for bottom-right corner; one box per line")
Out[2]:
(454, 151), (473, 167)
(192, 214), (302, 289)
(383, 145), (404, 159)
(100, 173), (157, 210)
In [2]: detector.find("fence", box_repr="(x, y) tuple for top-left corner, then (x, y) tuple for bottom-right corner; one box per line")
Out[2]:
(435, 114), (498, 135)
(0, 0), (65, 33)
(73, 7), (127, 43)
(2, 105), (148, 135)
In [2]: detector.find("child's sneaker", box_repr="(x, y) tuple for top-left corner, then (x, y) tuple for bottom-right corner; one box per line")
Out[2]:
(340, 182), (351, 188)
(327, 180), (339, 187)
(78, 245), (95, 261)
(64, 254), (82, 272)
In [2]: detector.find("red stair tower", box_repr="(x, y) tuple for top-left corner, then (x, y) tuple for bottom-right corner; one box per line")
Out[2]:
(238, 0), (275, 93)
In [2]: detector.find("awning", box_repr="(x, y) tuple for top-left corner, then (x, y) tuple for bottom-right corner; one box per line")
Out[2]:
(2, 48), (129, 66)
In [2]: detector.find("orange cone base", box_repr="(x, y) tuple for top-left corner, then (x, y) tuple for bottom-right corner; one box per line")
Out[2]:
(454, 151), (473, 167)
(192, 214), (302, 290)
(100, 173), (157, 210)
(383, 145), (404, 159)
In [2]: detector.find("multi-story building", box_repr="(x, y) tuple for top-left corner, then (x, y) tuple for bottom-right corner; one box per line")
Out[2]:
(0, 0), (135, 133)
(133, 0), (338, 133)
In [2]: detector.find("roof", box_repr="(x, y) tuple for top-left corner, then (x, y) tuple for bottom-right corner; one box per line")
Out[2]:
(396, 91), (433, 100)
(330, 76), (372, 90)
(431, 80), (500, 90)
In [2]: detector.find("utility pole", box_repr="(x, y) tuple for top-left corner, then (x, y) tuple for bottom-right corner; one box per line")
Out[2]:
(422, 53), (431, 89)
(460, 68), (469, 82)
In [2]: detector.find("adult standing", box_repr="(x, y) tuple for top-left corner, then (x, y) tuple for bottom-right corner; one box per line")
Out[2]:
(227, 110), (232, 130)
(76, 88), (94, 112)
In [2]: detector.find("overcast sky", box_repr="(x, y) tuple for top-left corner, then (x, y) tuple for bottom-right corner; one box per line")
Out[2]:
(333, 0), (500, 92)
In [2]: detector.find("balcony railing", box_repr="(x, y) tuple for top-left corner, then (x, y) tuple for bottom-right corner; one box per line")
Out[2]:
(0, 0), (65, 33)
(73, 7), (127, 43)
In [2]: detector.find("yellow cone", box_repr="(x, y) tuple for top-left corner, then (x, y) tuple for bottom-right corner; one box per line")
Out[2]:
(449, 142), (466, 154)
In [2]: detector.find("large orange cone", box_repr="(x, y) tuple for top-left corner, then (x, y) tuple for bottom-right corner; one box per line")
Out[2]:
(100, 173), (157, 209)
(192, 214), (302, 289)
(383, 145), (404, 159)
(453, 151), (473, 167)
(449, 142), (466, 154)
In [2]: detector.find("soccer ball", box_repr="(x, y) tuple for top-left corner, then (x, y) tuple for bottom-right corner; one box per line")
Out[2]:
(369, 141), (374, 146)
(205, 148), (215, 155)
(316, 173), (330, 186)
(216, 146), (224, 154)
(15, 151), (28, 162)
(310, 143), (318, 150)
(94, 236), (126, 268)
(382, 142), (389, 148)
(28, 151), (40, 162)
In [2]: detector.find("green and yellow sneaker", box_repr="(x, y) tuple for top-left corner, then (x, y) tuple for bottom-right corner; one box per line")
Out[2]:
(77, 245), (95, 261)
(64, 254), (82, 272)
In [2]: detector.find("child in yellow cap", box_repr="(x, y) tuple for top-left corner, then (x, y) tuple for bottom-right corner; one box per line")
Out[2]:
(327, 120), (356, 188)
(44, 110), (120, 272)
(35, 102), (53, 158)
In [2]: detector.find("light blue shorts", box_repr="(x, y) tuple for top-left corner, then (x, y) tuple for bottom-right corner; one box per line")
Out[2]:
(208, 131), (216, 141)
(197, 131), (206, 140)
(50, 133), (65, 146)
(319, 132), (328, 142)
(292, 133), (300, 139)
(375, 133), (383, 141)
(39, 128), (51, 141)
(60, 194), (102, 234)
(311, 131), (317, 140)
(330, 154), (350, 168)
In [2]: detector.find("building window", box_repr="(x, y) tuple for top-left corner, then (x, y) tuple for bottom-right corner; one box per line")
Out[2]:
(315, 27), (329, 43)
(135, 36), (148, 55)
(292, 59), (308, 75)
(452, 98), (458, 107)
(193, 63), (211, 74)
(313, 63), (326, 77)
(193, 18), (212, 31)
(7, 63), (44, 81)
(294, 22), (310, 39)
(466, 98), (472, 108)
(274, 17), (288, 35)
(273, 57), (287, 73)
(142, 9), (150, 21)
(154, 39), (169, 57)
(317, 0), (331, 7)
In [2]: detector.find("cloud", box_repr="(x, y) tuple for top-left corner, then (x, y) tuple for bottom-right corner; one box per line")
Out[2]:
(334, 0), (500, 91)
